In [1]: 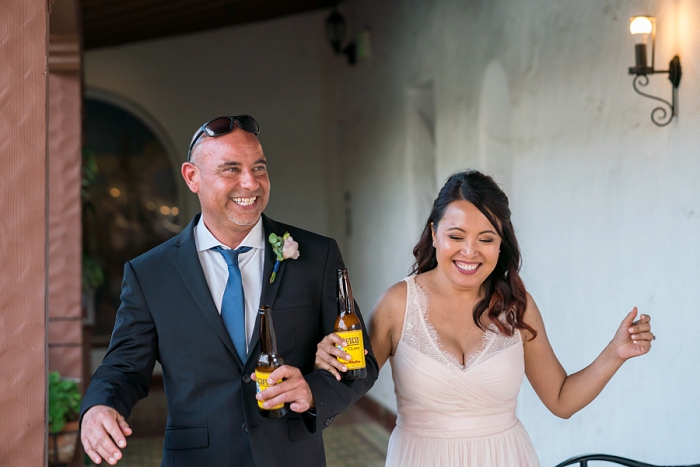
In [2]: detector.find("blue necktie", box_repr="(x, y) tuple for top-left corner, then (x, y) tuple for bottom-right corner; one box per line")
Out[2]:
(214, 246), (252, 362)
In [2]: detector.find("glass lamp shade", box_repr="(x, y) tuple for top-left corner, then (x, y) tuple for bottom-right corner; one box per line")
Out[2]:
(630, 16), (653, 35)
(629, 16), (654, 73)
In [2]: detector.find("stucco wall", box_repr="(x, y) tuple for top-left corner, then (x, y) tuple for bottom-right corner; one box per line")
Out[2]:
(84, 1), (700, 464)
(326, 0), (700, 465)
(84, 11), (330, 235)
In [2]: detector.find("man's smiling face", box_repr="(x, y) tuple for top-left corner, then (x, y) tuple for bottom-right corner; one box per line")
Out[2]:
(184, 128), (270, 243)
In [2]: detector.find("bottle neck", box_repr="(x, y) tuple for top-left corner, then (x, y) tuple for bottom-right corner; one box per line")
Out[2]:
(340, 298), (355, 315)
(259, 310), (279, 355)
(338, 272), (356, 315)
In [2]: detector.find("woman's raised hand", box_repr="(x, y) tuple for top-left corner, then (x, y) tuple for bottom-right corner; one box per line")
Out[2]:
(611, 307), (654, 360)
(315, 333), (364, 381)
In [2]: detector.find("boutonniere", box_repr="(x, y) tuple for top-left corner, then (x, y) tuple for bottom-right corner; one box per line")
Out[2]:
(268, 231), (300, 283)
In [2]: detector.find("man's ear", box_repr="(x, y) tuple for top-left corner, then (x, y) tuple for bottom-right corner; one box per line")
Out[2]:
(181, 162), (200, 194)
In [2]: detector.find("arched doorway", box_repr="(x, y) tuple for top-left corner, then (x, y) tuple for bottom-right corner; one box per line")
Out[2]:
(82, 96), (182, 345)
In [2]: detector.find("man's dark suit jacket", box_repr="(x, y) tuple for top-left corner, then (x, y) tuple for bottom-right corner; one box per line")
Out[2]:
(81, 214), (378, 466)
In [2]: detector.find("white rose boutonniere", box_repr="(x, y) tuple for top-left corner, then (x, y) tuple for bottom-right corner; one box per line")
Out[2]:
(268, 232), (300, 283)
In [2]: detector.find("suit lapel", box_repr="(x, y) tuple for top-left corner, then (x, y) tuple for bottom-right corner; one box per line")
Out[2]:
(248, 215), (287, 355)
(170, 214), (241, 365)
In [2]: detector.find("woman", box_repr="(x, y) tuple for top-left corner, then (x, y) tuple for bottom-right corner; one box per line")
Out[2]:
(315, 170), (654, 466)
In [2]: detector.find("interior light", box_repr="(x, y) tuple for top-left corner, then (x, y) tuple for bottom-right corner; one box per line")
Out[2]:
(627, 16), (682, 126)
(629, 16), (653, 35)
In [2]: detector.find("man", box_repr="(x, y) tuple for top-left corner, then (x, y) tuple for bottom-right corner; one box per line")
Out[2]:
(80, 115), (378, 466)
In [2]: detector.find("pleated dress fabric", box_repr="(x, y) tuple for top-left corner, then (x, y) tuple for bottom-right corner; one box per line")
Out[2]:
(384, 277), (540, 467)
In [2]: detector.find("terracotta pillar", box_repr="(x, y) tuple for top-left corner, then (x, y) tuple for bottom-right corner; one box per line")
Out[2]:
(48, 0), (85, 460)
(47, 34), (83, 382)
(47, 32), (84, 467)
(0, 1), (49, 465)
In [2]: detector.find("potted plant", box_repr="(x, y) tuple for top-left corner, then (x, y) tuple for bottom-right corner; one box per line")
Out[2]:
(48, 371), (81, 465)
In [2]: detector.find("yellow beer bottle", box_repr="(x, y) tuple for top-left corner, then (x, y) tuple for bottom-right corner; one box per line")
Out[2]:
(255, 305), (287, 418)
(334, 269), (367, 380)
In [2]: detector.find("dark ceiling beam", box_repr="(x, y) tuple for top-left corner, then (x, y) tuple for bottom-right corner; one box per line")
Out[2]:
(80, 0), (337, 49)
(82, 0), (225, 23)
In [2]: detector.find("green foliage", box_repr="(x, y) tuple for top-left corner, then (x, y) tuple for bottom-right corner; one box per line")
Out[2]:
(82, 254), (105, 291)
(81, 148), (99, 210)
(81, 147), (105, 292)
(268, 231), (291, 262)
(48, 371), (81, 433)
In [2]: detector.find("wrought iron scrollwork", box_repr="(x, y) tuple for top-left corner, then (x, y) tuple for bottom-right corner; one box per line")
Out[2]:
(555, 452), (700, 467)
(629, 55), (681, 127)
(632, 74), (674, 127)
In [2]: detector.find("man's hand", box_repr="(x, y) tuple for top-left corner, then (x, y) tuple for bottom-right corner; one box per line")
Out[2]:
(253, 365), (315, 413)
(81, 405), (132, 465)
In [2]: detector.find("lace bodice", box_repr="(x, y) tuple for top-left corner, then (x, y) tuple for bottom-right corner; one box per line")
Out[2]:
(400, 276), (521, 372)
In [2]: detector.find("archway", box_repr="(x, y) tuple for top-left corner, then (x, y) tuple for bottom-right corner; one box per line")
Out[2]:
(82, 95), (182, 345)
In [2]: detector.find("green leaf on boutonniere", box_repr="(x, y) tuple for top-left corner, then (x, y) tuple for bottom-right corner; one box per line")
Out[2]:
(268, 231), (300, 283)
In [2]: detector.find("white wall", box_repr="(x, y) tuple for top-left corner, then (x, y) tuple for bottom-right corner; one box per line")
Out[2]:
(85, 1), (700, 464)
(85, 11), (331, 235)
(324, 0), (700, 465)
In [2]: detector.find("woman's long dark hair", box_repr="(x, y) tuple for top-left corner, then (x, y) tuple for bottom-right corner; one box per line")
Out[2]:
(411, 170), (536, 338)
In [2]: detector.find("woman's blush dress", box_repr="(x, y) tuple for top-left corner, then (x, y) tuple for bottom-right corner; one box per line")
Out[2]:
(384, 276), (540, 467)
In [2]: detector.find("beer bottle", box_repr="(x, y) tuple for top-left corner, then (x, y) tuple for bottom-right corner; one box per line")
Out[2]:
(255, 305), (287, 418)
(334, 268), (367, 380)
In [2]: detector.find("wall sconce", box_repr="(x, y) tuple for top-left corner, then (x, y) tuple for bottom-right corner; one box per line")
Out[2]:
(628, 16), (682, 126)
(325, 9), (357, 65)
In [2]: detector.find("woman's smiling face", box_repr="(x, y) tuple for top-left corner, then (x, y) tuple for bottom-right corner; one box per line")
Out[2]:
(431, 199), (502, 292)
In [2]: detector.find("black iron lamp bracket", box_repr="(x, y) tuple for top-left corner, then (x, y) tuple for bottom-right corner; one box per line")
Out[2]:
(629, 55), (682, 126)
(326, 8), (357, 66)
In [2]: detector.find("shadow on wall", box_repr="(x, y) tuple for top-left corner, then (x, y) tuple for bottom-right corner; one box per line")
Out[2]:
(478, 61), (513, 192)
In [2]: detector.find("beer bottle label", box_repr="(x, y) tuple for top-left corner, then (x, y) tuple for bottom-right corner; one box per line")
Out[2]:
(335, 330), (366, 371)
(255, 370), (284, 410)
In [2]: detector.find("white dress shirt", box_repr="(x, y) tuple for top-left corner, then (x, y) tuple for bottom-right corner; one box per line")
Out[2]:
(194, 216), (265, 354)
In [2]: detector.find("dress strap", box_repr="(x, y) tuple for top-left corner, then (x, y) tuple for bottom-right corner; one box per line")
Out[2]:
(399, 276), (424, 346)
(399, 276), (449, 366)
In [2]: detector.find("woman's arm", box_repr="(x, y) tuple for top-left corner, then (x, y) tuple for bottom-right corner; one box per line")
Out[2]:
(315, 281), (406, 378)
(523, 294), (653, 419)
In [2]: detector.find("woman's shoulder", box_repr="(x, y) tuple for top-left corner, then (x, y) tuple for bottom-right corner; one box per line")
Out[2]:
(378, 279), (408, 309)
(370, 280), (408, 325)
(523, 292), (543, 320)
(520, 291), (545, 341)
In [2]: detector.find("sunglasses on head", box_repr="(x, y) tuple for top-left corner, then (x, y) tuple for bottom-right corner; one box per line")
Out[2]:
(187, 115), (260, 161)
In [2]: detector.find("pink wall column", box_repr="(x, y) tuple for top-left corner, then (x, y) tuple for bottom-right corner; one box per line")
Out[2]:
(47, 34), (83, 382)
(48, 32), (84, 467)
(0, 1), (49, 465)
